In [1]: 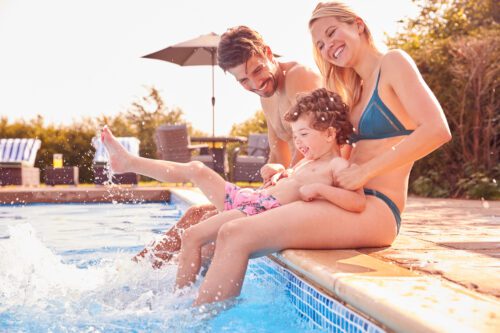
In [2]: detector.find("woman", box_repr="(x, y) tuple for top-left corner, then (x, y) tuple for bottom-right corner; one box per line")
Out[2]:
(192, 1), (451, 305)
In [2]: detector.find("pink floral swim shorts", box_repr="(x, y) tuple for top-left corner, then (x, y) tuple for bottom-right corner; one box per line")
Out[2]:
(224, 182), (281, 216)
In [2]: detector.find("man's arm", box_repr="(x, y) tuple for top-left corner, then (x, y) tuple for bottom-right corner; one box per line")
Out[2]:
(284, 65), (323, 106)
(285, 65), (323, 167)
(266, 119), (291, 166)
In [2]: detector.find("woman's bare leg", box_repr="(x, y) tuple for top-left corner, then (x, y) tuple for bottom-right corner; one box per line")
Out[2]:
(134, 204), (218, 267)
(176, 210), (245, 289)
(101, 126), (227, 210)
(194, 198), (397, 305)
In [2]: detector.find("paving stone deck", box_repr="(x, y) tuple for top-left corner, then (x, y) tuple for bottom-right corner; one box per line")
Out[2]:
(359, 197), (500, 298)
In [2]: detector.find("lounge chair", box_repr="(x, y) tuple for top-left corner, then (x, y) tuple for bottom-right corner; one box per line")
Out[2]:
(0, 138), (41, 186)
(231, 133), (269, 182)
(155, 124), (215, 169)
(92, 136), (140, 185)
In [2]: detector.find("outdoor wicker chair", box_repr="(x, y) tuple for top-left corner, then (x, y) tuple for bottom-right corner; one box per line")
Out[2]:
(231, 133), (269, 182)
(155, 124), (215, 169)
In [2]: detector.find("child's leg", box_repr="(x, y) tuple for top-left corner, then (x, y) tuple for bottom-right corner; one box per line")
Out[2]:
(102, 126), (227, 210)
(176, 209), (245, 289)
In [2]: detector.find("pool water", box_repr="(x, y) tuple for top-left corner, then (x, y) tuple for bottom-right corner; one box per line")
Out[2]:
(0, 203), (321, 332)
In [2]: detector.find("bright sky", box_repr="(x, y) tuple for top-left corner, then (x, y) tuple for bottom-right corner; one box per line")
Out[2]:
(0, 0), (419, 135)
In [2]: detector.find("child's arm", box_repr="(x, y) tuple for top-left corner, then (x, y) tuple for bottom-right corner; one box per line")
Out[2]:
(299, 157), (366, 212)
(299, 183), (366, 212)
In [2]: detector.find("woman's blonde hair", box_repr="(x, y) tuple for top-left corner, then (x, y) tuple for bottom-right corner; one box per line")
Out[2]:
(309, 2), (377, 108)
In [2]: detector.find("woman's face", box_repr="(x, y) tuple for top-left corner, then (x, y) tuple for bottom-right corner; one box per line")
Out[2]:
(310, 16), (363, 68)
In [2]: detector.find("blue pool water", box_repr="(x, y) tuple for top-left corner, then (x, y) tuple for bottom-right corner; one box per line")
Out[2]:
(0, 202), (321, 332)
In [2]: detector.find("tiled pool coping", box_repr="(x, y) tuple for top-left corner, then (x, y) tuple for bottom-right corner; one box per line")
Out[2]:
(1, 186), (499, 332)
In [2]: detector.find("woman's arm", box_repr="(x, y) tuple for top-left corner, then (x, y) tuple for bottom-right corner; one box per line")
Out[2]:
(336, 50), (452, 190)
(299, 183), (366, 213)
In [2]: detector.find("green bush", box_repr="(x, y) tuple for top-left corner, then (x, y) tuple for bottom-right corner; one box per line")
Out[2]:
(456, 165), (500, 199)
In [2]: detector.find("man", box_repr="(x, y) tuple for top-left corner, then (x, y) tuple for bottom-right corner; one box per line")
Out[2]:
(135, 26), (322, 266)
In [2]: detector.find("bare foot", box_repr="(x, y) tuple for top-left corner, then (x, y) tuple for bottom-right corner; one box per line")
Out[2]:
(101, 126), (133, 174)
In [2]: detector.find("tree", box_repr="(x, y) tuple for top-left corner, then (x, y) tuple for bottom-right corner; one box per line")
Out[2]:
(0, 87), (198, 183)
(229, 110), (267, 137)
(387, 0), (499, 199)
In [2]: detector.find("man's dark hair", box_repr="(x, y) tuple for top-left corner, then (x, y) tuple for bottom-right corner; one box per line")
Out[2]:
(217, 26), (267, 71)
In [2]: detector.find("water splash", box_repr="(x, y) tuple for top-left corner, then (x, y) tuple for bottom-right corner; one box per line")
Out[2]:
(0, 205), (322, 333)
(0, 224), (207, 331)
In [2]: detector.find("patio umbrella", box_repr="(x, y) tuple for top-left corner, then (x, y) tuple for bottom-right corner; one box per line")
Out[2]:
(143, 32), (220, 137)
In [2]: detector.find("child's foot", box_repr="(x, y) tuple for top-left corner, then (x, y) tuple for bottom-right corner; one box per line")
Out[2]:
(101, 126), (133, 174)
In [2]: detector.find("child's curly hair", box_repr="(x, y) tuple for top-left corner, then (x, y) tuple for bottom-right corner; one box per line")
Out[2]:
(284, 88), (353, 145)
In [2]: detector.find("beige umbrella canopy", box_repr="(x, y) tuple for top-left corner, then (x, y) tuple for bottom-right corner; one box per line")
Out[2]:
(143, 32), (220, 136)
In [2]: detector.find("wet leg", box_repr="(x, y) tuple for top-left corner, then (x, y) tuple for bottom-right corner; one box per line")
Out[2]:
(176, 210), (245, 288)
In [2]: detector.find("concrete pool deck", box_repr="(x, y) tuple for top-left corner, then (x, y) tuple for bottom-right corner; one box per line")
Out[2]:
(1, 185), (498, 332)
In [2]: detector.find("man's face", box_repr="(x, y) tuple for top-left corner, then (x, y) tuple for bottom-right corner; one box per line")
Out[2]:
(227, 54), (278, 98)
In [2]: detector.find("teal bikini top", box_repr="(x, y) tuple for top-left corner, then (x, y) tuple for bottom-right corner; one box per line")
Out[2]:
(349, 71), (414, 144)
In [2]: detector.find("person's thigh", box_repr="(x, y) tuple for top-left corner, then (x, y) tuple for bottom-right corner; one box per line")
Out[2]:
(220, 198), (397, 256)
(184, 209), (246, 245)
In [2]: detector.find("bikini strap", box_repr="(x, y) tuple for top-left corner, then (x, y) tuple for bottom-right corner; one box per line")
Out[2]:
(374, 69), (382, 93)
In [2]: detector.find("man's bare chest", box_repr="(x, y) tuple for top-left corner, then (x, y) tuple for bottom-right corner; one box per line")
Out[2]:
(262, 98), (292, 140)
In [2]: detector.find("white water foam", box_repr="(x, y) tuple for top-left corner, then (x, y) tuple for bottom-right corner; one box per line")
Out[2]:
(0, 224), (212, 331)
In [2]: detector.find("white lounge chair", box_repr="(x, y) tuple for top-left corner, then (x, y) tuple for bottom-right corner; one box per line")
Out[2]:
(91, 136), (140, 185)
(0, 138), (42, 186)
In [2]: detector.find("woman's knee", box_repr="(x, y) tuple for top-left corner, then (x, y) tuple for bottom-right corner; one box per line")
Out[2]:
(216, 220), (251, 251)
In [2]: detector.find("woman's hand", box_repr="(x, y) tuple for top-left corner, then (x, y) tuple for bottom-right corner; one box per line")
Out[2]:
(299, 183), (321, 202)
(334, 163), (371, 190)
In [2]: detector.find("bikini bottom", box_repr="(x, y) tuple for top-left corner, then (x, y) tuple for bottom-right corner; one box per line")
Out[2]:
(364, 188), (401, 234)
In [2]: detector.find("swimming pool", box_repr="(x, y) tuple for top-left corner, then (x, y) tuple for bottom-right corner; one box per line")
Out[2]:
(0, 201), (385, 332)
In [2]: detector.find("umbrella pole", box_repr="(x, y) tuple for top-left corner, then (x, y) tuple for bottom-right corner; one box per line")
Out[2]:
(211, 54), (215, 137)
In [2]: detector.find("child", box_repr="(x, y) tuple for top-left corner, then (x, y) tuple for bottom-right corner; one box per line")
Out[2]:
(101, 87), (366, 290)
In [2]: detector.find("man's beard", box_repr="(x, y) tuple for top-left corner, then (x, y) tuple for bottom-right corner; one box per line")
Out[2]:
(252, 72), (279, 97)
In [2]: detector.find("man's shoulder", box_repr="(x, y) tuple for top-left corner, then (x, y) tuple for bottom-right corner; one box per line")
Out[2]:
(284, 62), (321, 81)
(281, 62), (323, 100)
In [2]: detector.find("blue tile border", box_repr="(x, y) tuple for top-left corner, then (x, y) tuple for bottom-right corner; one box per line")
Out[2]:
(248, 257), (386, 333)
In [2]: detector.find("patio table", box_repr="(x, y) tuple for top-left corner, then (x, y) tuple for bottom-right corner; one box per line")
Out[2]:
(191, 136), (247, 177)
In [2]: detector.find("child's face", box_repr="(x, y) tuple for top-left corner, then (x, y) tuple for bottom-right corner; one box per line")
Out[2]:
(291, 115), (336, 160)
